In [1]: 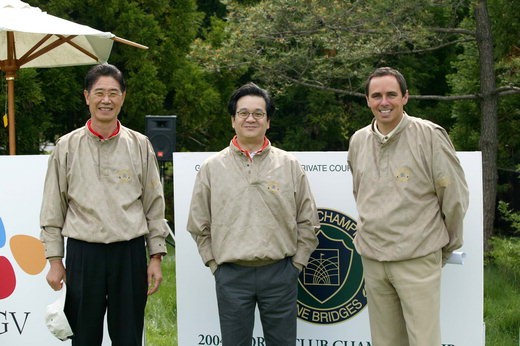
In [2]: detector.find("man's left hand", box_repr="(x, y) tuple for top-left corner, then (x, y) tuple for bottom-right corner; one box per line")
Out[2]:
(147, 256), (163, 295)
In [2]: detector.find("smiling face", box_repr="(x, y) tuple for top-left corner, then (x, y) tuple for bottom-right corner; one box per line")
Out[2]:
(232, 95), (270, 148)
(84, 76), (126, 127)
(366, 74), (409, 135)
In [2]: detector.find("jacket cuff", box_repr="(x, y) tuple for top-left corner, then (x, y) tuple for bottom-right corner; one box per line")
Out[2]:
(40, 227), (65, 258)
(292, 261), (303, 272)
(146, 219), (170, 255)
(442, 250), (452, 267)
(207, 260), (218, 274)
(146, 236), (168, 257)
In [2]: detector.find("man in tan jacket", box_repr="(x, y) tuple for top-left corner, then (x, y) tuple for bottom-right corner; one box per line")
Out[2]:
(188, 82), (319, 345)
(348, 67), (469, 346)
(40, 63), (169, 346)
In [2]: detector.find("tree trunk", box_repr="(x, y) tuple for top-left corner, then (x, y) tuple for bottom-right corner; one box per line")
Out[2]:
(475, 0), (498, 251)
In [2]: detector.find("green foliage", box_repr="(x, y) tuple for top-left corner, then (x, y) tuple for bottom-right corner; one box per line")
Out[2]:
(272, 87), (351, 151)
(497, 201), (520, 236)
(0, 69), (53, 154)
(192, 0), (465, 92)
(189, 0), (477, 151)
(487, 236), (520, 283)
(488, 0), (520, 58)
(489, 0), (520, 170)
(2, 0), (519, 177)
(445, 0), (520, 165)
(0, 0), (235, 153)
(123, 62), (166, 132)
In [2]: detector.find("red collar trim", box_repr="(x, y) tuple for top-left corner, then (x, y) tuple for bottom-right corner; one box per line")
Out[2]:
(232, 136), (269, 159)
(87, 119), (120, 139)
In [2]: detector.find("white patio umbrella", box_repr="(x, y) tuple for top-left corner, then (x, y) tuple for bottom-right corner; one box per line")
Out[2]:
(0, 0), (148, 154)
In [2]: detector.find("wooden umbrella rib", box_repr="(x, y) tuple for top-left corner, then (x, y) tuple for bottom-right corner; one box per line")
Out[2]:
(112, 36), (148, 50)
(17, 34), (53, 66)
(18, 34), (99, 66)
(56, 34), (99, 61)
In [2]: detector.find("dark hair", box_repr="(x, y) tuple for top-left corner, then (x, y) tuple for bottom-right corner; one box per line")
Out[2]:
(227, 82), (275, 119)
(364, 67), (407, 96)
(84, 63), (126, 92)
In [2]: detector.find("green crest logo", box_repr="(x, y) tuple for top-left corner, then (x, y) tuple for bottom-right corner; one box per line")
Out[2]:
(297, 208), (366, 324)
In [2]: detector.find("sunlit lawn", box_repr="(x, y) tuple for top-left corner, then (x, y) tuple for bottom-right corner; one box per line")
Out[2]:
(145, 243), (177, 346)
(144, 245), (519, 346)
(484, 265), (520, 346)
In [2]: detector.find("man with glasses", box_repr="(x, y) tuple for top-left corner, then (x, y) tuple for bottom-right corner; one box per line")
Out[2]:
(188, 82), (319, 345)
(40, 63), (169, 346)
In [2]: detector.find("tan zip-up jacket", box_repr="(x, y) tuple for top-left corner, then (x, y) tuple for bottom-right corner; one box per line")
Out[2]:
(40, 124), (169, 258)
(347, 113), (469, 264)
(187, 141), (319, 271)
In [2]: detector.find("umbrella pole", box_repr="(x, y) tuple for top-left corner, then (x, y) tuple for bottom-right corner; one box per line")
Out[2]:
(5, 31), (17, 155)
(6, 73), (15, 155)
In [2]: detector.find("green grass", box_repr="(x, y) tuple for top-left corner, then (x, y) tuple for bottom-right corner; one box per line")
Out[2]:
(145, 243), (177, 346)
(484, 265), (520, 346)
(145, 246), (520, 346)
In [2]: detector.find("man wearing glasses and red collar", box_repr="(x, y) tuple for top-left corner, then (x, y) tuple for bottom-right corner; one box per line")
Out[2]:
(188, 82), (319, 345)
(40, 63), (169, 346)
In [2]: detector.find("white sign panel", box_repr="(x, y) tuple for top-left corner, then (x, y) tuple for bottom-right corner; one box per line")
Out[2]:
(174, 151), (484, 346)
(0, 155), (63, 345)
(0, 156), (113, 345)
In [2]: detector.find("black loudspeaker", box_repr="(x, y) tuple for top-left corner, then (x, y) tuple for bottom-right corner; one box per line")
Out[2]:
(145, 115), (176, 162)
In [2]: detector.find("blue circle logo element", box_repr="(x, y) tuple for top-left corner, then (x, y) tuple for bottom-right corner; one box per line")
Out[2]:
(297, 208), (367, 324)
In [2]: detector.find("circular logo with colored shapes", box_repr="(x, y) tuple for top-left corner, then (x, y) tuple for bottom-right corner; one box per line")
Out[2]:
(0, 217), (46, 299)
(297, 208), (366, 324)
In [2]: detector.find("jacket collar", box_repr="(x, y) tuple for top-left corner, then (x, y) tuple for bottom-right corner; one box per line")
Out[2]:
(230, 136), (270, 160)
(86, 119), (121, 140)
(370, 112), (410, 143)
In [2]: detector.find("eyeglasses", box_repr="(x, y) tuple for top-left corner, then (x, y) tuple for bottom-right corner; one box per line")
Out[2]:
(236, 110), (266, 119)
(91, 89), (123, 99)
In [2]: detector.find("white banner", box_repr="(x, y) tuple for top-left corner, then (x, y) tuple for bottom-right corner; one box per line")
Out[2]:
(0, 152), (483, 345)
(0, 155), (64, 345)
(174, 151), (484, 346)
(0, 156), (114, 345)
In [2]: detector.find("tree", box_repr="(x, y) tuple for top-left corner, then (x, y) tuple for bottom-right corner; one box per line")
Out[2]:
(449, 0), (520, 240)
(475, 0), (498, 249)
(0, 0), (237, 153)
(190, 0), (520, 249)
(0, 0), (237, 226)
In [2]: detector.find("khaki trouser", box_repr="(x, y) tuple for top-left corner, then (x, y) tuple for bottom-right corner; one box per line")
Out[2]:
(361, 250), (442, 346)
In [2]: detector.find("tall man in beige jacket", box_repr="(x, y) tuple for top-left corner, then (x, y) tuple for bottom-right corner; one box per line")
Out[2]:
(348, 67), (469, 346)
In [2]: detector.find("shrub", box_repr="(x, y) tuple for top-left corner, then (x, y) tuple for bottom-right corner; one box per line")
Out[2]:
(488, 236), (520, 283)
(497, 201), (520, 236)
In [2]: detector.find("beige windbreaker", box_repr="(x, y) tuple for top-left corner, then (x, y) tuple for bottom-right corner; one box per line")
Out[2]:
(347, 113), (469, 264)
(40, 124), (169, 258)
(187, 141), (319, 271)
